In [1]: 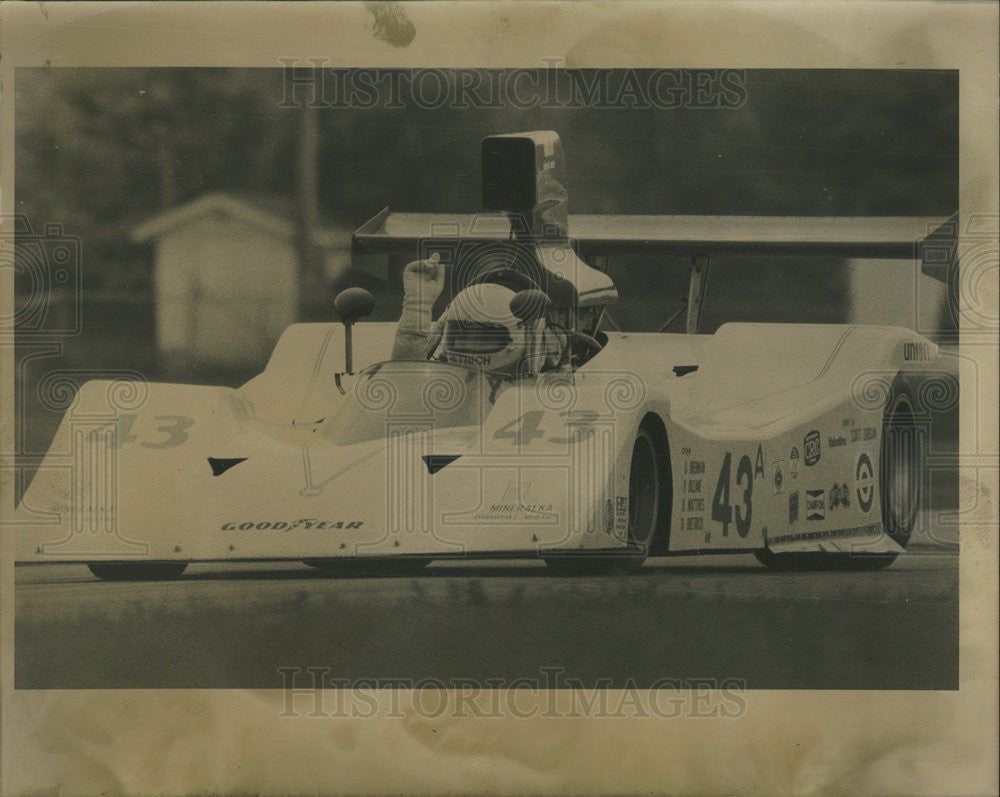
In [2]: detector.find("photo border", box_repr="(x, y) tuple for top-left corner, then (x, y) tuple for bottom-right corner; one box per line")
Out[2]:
(1, 2), (996, 794)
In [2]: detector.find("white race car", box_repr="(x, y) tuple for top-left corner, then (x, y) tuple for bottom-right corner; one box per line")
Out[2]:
(11, 131), (951, 578)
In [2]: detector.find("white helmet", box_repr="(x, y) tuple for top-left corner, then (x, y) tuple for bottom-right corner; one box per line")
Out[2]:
(438, 282), (528, 375)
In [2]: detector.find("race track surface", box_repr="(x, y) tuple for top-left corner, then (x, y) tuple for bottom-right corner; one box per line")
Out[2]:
(15, 551), (958, 691)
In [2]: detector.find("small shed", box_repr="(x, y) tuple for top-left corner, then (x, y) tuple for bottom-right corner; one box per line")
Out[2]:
(133, 193), (351, 371)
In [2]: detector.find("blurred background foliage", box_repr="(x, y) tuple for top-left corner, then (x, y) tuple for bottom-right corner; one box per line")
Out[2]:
(16, 68), (957, 294)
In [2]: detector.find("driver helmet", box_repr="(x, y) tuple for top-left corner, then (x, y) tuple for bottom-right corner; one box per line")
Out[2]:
(438, 282), (529, 375)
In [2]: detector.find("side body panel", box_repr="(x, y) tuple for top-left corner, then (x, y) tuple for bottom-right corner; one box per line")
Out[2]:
(10, 369), (658, 561)
(653, 323), (935, 554)
(10, 322), (935, 562)
(663, 403), (888, 553)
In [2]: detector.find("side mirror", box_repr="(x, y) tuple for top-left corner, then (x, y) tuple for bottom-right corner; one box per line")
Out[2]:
(334, 287), (375, 325)
(334, 288), (375, 375)
(509, 289), (551, 324)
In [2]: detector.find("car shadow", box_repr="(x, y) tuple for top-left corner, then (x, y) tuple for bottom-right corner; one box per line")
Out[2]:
(175, 558), (765, 581)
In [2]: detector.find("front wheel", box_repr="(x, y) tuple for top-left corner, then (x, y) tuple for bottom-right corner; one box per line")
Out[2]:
(88, 562), (188, 581)
(546, 424), (665, 575)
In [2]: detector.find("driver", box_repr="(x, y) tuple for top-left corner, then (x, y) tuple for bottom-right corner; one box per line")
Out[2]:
(391, 254), (565, 376)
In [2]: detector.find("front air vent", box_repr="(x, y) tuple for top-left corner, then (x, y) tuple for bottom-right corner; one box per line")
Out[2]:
(208, 457), (248, 476)
(422, 455), (461, 475)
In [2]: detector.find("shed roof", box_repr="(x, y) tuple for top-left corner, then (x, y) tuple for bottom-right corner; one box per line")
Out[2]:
(132, 192), (351, 249)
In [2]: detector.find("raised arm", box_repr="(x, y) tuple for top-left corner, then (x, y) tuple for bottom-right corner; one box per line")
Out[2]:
(391, 253), (446, 360)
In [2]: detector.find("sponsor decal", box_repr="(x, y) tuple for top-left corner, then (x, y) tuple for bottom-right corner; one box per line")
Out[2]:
(472, 504), (558, 524)
(789, 447), (800, 478)
(615, 496), (629, 533)
(490, 504), (554, 512)
(827, 435), (847, 448)
(829, 483), (851, 510)
(683, 498), (705, 512)
(485, 503), (553, 513)
(768, 522), (882, 546)
(805, 489), (825, 521)
(605, 499), (614, 534)
(773, 461), (784, 494)
(855, 453), (874, 513)
(221, 519), (364, 531)
(685, 478), (702, 494)
(851, 426), (878, 443)
(473, 503), (556, 521)
(902, 341), (932, 362)
(788, 491), (799, 523)
(682, 517), (703, 531)
(804, 431), (821, 466)
(754, 444), (765, 479)
(684, 460), (706, 475)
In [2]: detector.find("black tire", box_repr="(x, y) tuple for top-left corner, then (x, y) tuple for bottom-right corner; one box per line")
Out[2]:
(857, 379), (923, 569)
(546, 424), (664, 575)
(756, 376), (923, 572)
(88, 562), (188, 581)
(302, 557), (431, 576)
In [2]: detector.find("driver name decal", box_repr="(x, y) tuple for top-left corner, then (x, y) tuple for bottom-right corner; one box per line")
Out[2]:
(449, 352), (493, 367)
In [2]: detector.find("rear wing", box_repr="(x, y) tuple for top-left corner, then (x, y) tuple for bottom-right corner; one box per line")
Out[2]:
(353, 209), (955, 332)
(354, 209), (953, 260)
(568, 214), (954, 259)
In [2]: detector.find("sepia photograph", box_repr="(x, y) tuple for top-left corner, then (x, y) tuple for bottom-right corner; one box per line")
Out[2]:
(1, 3), (996, 795)
(11, 65), (963, 690)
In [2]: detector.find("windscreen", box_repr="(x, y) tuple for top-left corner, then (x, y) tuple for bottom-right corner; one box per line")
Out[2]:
(602, 254), (852, 333)
(323, 361), (501, 447)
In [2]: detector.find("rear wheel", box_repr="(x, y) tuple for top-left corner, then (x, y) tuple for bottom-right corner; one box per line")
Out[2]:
(88, 562), (188, 581)
(756, 376), (922, 571)
(546, 424), (664, 575)
(858, 383), (923, 568)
